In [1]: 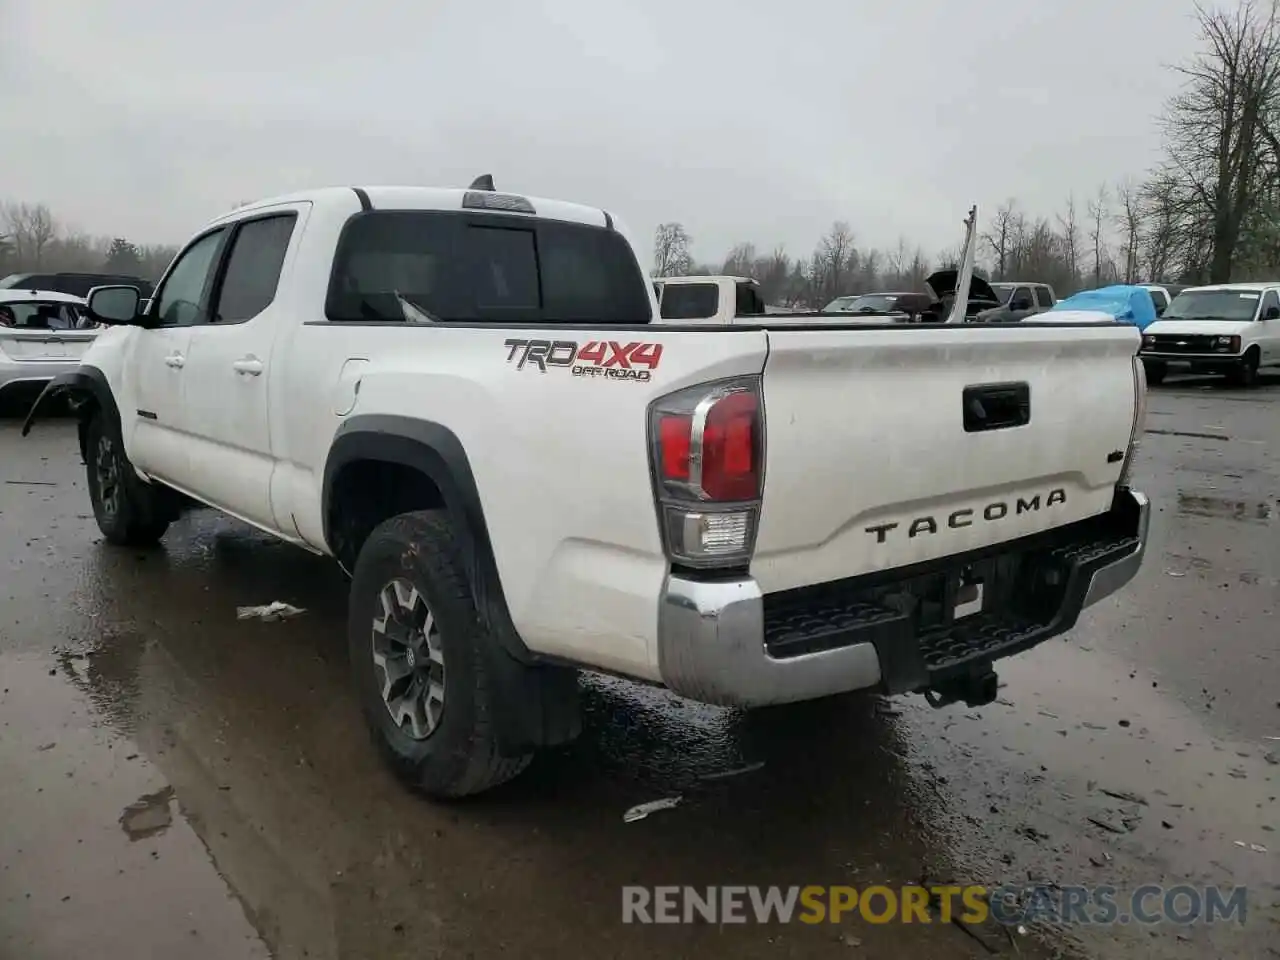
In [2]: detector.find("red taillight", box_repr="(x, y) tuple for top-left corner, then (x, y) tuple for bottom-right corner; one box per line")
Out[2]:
(700, 391), (759, 501)
(656, 389), (760, 501)
(659, 414), (692, 481)
(650, 377), (764, 569)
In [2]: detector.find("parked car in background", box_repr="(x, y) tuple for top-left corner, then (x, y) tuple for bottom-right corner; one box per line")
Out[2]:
(975, 282), (1056, 322)
(1048, 285), (1158, 331)
(0, 290), (101, 406)
(1137, 283), (1187, 317)
(1138, 282), (1280, 386)
(653, 275), (766, 322)
(822, 292), (934, 319)
(0, 272), (156, 299)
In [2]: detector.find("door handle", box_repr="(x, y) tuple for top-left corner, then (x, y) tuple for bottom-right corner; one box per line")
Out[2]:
(232, 356), (263, 376)
(164, 353), (185, 368)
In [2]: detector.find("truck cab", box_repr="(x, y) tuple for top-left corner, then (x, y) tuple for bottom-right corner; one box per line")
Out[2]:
(652, 275), (766, 323)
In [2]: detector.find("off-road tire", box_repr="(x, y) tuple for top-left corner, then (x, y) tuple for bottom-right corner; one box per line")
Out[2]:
(348, 509), (533, 798)
(84, 413), (172, 546)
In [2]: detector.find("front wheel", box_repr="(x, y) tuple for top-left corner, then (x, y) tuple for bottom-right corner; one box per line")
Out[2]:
(84, 414), (172, 546)
(1142, 360), (1166, 386)
(1226, 350), (1260, 387)
(347, 509), (533, 798)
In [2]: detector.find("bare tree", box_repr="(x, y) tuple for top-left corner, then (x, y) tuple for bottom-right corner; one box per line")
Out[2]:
(1, 202), (58, 269)
(652, 222), (693, 277)
(1115, 178), (1144, 282)
(982, 200), (1019, 278)
(1158, 1), (1280, 282)
(1087, 184), (1110, 285)
(721, 242), (757, 277)
(816, 221), (855, 301)
(1055, 194), (1081, 288)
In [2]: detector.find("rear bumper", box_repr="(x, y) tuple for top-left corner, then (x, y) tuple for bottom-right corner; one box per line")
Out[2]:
(657, 487), (1150, 707)
(0, 358), (81, 398)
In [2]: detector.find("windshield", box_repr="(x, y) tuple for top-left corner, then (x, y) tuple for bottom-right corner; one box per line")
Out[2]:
(0, 300), (96, 330)
(989, 283), (1015, 304)
(1162, 290), (1260, 321)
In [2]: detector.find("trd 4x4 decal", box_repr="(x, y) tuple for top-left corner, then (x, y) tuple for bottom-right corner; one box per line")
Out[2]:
(503, 338), (663, 382)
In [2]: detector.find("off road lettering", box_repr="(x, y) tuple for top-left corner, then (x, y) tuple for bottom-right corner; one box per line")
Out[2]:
(865, 488), (1068, 543)
(505, 338), (662, 381)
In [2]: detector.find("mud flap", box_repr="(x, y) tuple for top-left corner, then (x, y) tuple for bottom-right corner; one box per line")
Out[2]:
(481, 644), (582, 755)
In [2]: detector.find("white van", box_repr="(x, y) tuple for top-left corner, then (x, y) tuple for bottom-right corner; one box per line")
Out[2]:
(1138, 282), (1280, 386)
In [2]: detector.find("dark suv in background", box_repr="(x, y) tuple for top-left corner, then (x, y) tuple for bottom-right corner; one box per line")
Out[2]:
(0, 272), (155, 299)
(975, 282), (1056, 322)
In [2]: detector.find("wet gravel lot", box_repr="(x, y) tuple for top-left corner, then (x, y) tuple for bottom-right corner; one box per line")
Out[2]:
(1, 372), (1277, 960)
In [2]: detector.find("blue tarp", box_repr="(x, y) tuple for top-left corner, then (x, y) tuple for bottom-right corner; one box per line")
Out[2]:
(1048, 285), (1158, 330)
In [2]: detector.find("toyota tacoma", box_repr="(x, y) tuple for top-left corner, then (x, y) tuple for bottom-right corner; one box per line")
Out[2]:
(24, 181), (1151, 798)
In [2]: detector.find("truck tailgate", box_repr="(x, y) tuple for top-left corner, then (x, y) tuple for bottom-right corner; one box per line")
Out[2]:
(752, 324), (1140, 594)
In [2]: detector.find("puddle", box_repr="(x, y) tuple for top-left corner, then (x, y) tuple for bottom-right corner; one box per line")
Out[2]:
(119, 785), (176, 841)
(1176, 492), (1275, 523)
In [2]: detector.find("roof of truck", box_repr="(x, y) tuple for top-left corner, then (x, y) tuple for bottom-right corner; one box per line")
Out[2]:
(209, 185), (611, 230)
(1182, 282), (1280, 292)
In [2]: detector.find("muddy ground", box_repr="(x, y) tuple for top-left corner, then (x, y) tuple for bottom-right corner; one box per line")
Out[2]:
(1, 372), (1277, 960)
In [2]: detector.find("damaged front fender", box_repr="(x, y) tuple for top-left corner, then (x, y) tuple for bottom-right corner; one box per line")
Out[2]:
(21, 368), (121, 465)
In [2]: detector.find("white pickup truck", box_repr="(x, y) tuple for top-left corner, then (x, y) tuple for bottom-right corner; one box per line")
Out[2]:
(652, 275), (768, 322)
(24, 181), (1151, 798)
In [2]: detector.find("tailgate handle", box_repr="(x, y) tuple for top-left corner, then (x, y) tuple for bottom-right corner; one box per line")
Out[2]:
(963, 382), (1030, 433)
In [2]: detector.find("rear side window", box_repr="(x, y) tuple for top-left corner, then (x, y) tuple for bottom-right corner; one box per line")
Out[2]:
(326, 211), (651, 323)
(735, 281), (765, 316)
(1035, 286), (1054, 307)
(213, 214), (296, 323)
(659, 283), (719, 319)
(1148, 288), (1169, 312)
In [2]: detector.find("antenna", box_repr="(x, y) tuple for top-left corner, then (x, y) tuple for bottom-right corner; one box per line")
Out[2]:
(469, 174), (495, 191)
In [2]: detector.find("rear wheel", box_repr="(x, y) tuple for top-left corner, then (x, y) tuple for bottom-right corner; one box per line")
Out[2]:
(347, 509), (533, 798)
(85, 414), (171, 546)
(1142, 361), (1166, 386)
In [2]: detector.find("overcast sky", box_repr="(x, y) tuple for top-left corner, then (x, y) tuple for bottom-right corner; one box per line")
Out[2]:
(2, 0), (1204, 265)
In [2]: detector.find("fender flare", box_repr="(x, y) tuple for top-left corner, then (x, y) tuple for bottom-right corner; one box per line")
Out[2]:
(322, 414), (534, 665)
(21, 366), (122, 462)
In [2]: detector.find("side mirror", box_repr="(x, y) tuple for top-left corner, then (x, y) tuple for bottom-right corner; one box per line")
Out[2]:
(1264, 305), (1280, 320)
(86, 285), (142, 325)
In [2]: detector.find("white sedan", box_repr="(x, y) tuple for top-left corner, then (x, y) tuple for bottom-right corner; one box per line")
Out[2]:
(0, 289), (102, 405)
